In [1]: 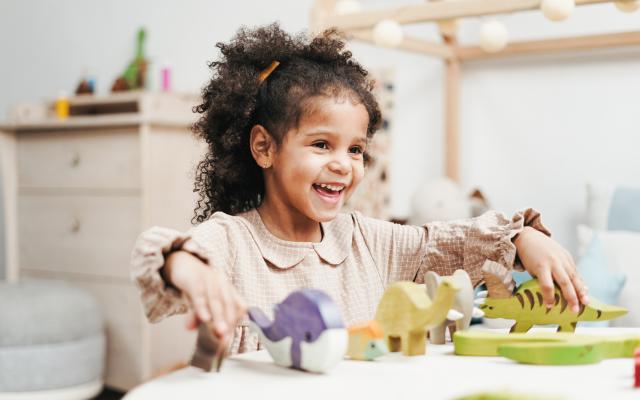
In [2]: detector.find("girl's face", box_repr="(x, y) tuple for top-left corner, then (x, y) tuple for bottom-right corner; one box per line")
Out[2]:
(266, 95), (369, 223)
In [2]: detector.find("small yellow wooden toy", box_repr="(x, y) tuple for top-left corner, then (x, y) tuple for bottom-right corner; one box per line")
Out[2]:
(375, 280), (459, 356)
(346, 320), (388, 361)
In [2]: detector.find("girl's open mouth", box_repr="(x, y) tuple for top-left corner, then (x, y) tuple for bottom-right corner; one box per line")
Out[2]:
(312, 183), (345, 204)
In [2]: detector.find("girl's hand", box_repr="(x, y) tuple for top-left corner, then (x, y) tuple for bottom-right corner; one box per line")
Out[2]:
(513, 227), (589, 313)
(164, 250), (247, 344)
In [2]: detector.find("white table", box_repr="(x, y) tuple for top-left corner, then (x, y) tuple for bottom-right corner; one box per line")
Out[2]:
(124, 327), (640, 400)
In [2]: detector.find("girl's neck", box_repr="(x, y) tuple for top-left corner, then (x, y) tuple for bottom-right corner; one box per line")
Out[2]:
(257, 198), (322, 243)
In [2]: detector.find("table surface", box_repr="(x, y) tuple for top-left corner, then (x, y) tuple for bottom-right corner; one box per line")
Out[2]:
(124, 327), (640, 400)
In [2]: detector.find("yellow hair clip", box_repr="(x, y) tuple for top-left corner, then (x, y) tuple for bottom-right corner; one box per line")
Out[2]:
(257, 61), (280, 84)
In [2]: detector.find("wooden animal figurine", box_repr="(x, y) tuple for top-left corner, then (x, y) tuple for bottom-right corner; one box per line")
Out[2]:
(375, 280), (459, 356)
(112, 28), (148, 91)
(479, 264), (627, 333)
(454, 330), (640, 365)
(454, 390), (560, 400)
(190, 321), (226, 372)
(248, 289), (348, 373)
(425, 269), (482, 344)
(346, 320), (388, 361)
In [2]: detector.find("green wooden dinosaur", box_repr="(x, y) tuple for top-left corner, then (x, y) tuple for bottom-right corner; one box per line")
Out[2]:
(479, 268), (627, 333)
(454, 330), (640, 365)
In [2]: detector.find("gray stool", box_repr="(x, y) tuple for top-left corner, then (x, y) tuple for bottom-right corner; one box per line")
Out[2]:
(0, 280), (105, 399)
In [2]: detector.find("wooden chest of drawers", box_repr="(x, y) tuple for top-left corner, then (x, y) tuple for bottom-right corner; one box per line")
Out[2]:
(0, 92), (204, 391)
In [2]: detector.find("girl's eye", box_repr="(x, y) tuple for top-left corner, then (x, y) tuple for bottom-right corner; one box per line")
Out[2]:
(312, 141), (328, 149)
(349, 146), (363, 154)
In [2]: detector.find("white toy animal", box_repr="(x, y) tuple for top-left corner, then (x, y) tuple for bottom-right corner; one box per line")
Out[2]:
(425, 269), (483, 344)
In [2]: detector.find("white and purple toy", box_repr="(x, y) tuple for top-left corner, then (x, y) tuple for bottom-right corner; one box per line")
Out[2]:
(248, 289), (348, 373)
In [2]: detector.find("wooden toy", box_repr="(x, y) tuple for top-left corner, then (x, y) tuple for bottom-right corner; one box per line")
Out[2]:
(454, 330), (640, 365)
(454, 390), (561, 400)
(248, 289), (348, 373)
(375, 280), (458, 356)
(112, 28), (148, 92)
(480, 267), (627, 333)
(346, 320), (388, 361)
(190, 321), (226, 372)
(425, 269), (480, 344)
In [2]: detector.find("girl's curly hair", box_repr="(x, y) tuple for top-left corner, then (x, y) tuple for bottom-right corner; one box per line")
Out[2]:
(191, 22), (382, 223)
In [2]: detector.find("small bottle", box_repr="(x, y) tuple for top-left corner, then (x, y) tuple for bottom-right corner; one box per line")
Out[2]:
(161, 64), (171, 92)
(55, 91), (70, 120)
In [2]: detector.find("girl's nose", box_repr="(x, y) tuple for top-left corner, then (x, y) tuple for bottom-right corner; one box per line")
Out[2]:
(327, 154), (350, 175)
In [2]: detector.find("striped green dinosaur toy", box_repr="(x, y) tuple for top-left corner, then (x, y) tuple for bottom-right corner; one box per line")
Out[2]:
(479, 267), (627, 333)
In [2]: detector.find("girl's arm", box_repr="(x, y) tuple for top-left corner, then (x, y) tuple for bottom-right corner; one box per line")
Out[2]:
(164, 250), (246, 340)
(130, 215), (245, 344)
(355, 209), (538, 285)
(354, 208), (586, 310)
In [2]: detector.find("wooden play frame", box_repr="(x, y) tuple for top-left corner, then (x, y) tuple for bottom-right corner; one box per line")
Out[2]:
(310, 0), (640, 182)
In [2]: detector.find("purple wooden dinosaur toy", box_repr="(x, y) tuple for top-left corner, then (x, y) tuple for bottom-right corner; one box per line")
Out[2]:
(248, 289), (348, 373)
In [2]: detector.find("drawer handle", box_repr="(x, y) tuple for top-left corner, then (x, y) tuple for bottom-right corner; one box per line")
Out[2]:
(70, 218), (81, 233)
(70, 152), (81, 167)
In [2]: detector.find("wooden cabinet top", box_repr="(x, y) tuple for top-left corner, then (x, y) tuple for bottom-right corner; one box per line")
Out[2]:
(1, 92), (200, 132)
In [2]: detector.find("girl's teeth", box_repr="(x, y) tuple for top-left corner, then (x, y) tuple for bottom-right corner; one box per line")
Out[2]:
(318, 183), (344, 191)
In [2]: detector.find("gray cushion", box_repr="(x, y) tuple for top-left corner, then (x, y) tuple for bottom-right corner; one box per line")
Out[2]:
(0, 280), (105, 392)
(0, 280), (103, 346)
(0, 334), (105, 392)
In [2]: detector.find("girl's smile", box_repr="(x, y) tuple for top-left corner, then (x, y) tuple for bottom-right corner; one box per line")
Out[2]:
(312, 182), (345, 205)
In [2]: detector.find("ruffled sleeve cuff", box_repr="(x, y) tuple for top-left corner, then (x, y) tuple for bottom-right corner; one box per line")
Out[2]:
(130, 226), (210, 323)
(483, 208), (551, 287)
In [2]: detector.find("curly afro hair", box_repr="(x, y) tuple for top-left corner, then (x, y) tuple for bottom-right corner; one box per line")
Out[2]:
(191, 22), (382, 223)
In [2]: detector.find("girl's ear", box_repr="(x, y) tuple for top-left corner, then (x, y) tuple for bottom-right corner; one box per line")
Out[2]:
(249, 125), (276, 169)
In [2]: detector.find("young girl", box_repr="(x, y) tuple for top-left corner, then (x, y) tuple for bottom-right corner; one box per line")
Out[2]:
(131, 23), (588, 354)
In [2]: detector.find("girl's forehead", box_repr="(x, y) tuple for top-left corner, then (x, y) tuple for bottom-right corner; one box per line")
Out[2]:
(297, 96), (369, 129)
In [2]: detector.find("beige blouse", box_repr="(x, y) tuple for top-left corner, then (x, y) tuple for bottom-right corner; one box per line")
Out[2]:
(130, 208), (548, 354)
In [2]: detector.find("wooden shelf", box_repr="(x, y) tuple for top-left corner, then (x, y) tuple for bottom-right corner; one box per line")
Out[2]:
(2, 92), (199, 131)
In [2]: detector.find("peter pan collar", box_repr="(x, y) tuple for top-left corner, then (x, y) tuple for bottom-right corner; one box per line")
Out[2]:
(238, 209), (353, 269)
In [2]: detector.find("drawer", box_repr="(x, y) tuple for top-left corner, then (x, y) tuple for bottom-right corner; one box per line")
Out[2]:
(20, 270), (147, 391)
(17, 128), (140, 189)
(18, 194), (140, 279)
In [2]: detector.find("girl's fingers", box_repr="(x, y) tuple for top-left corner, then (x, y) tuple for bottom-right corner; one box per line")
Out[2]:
(536, 267), (556, 308)
(207, 286), (227, 338)
(192, 294), (211, 322)
(562, 252), (589, 305)
(552, 266), (580, 313)
(234, 293), (248, 321)
(185, 311), (199, 330)
(570, 270), (589, 305)
(223, 291), (238, 331)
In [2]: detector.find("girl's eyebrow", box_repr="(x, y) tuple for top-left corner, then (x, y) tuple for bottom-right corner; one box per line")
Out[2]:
(304, 130), (367, 144)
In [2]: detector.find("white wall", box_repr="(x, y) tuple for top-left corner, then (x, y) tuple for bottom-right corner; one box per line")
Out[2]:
(1, 1), (639, 254)
(347, 3), (640, 254)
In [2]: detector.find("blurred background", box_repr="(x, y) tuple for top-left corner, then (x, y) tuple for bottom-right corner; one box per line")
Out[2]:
(1, 0), (639, 398)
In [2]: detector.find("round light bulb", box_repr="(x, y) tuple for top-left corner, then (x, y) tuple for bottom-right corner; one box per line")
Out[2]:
(479, 20), (509, 53)
(615, 0), (640, 12)
(372, 19), (404, 48)
(334, 0), (362, 15)
(541, 0), (575, 21)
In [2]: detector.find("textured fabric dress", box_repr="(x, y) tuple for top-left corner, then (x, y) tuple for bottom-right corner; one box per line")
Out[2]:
(131, 208), (548, 354)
